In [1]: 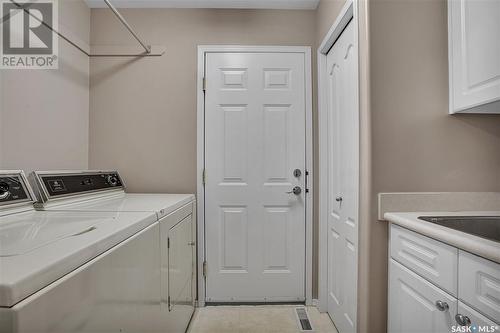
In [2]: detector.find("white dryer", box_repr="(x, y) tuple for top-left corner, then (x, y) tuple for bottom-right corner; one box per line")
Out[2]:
(0, 171), (160, 333)
(30, 170), (196, 333)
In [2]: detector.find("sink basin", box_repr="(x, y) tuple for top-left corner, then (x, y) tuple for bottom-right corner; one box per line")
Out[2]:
(418, 216), (500, 243)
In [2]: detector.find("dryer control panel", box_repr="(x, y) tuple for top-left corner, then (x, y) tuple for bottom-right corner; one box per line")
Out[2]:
(0, 171), (34, 207)
(32, 171), (124, 202)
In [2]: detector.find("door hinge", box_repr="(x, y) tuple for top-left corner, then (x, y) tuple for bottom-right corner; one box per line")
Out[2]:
(167, 296), (171, 311)
(305, 169), (310, 193)
(203, 261), (208, 277)
(167, 237), (170, 249)
(202, 77), (207, 92)
(202, 169), (206, 185)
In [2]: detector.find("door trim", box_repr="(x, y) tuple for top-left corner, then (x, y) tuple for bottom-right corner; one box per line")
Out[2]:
(196, 45), (313, 306)
(317, 0), (361, 314)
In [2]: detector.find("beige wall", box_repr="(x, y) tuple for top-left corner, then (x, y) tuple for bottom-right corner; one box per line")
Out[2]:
(316, 0), (346, 46)
(89, 9), (315, 192)
(89, 7), (318, 291)
(367, 0), (500, 331)
(0, 0), (90, 174)
(89, 3), (500, 332)
(89, 9), (318, 293)
(88, 1), (351, 303)
(315, 0), (500, 332)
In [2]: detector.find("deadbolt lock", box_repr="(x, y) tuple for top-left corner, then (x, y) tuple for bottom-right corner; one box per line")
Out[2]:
(293, 169), (302, 178)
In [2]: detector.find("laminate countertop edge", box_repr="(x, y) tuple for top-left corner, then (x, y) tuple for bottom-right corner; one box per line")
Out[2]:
(384, 211), (500, 264)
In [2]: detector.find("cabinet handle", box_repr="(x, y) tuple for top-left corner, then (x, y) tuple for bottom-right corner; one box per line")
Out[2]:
(455, 314), (471, 326)
(188, 241), (196, 246)
(435, 300), (449, 311)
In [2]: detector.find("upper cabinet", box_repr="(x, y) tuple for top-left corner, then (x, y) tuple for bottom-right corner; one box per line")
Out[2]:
(448, 0), (500, 114)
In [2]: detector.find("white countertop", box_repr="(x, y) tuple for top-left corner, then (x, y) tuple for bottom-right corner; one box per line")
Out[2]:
(384, 211), (500, 264)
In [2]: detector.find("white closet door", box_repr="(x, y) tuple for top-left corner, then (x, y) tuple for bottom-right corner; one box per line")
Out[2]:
(204, 52), (306, 302)
(326, 20), (359, 332)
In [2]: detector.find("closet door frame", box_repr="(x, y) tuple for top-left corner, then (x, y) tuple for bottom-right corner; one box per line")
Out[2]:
(317, 0), (361, 315)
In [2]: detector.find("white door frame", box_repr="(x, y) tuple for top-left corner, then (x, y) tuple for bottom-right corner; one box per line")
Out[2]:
(196, 45), (313, 306)
(318, 0), (361, 313)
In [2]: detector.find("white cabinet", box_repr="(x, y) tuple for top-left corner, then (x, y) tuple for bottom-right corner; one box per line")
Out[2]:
(160, 202), (196, 333)
(388, 224), (500, 333)
(448, 0), (500, 113)
(390, 224), (458, 296)
(458, 250), (500, 322)
(389, 260), (457, 333)
(167, 214), (194, 314)
(456, 301), (498, 329)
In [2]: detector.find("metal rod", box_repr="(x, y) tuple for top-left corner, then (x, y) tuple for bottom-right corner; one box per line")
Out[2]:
(90, 53), (163, 58)
(5, 0), (160, 58)
(103, 0), (152, 54)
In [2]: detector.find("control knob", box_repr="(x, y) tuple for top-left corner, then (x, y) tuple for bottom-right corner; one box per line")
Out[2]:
(107, 175), (119, 186)
(0, 182), (10, 200)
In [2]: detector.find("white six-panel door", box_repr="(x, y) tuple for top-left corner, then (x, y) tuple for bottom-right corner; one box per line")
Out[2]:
(204, 52), (306, 302)
(326, 20), (359, 332)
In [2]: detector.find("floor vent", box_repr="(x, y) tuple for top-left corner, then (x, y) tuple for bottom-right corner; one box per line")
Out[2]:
(295, 307), (314, 331)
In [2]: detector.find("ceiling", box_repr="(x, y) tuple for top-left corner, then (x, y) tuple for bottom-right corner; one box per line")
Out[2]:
(84, 0), (320, 10)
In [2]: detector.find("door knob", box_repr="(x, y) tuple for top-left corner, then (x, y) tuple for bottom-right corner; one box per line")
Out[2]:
(287, 186), (302, 195)
(335, 196), (343, 202)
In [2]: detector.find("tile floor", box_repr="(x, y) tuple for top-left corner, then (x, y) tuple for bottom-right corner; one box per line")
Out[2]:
(187, 305), (339, 333)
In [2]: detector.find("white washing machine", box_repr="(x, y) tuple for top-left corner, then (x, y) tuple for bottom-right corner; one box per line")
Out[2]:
(30, 170), (196, 333)
(0, 170), (160, 333)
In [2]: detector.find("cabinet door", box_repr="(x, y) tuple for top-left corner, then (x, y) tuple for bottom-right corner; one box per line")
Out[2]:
(448, 0), (500, 113)
(389, 259), (457, 333)
(168, 214), (194, 312)
(455, 301), (499, 329)
(159, 203), (195, 333)
(458, 250), (500, 323)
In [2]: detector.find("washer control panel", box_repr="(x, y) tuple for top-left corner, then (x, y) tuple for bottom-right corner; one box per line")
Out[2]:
(35, 171), (124, 200)
(0, 172), (33, 207)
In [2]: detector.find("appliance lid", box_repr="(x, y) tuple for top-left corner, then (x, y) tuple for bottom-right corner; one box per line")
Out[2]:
(0, 211), (117, 257)
(0, 209), (157, 307)
(36, 192), (195, 220)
